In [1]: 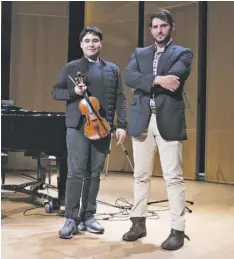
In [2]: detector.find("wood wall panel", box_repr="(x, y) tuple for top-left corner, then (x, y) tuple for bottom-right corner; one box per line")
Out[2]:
(10, 14), (68, 112)
(206, 131), (234, 183)
(12, 1), (68, 16)
(9, 2), (69, 169)
(144, 2), (198, 179)
(205, 2), (234, 183)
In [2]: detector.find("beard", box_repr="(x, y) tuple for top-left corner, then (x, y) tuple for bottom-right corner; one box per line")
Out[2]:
(155, 32), (172, 45)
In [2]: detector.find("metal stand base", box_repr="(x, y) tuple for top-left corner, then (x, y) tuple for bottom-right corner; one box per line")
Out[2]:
(1, 155), (66, 215)
(148, 199), (194, 213)
(1, 182), (61, 212)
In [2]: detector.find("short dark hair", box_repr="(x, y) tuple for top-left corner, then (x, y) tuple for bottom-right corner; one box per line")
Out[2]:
(149, 9), (174, 27)
(79, 26), (103, 42)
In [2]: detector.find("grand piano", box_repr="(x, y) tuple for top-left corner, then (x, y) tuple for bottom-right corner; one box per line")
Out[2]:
(1, 100), (67, 213)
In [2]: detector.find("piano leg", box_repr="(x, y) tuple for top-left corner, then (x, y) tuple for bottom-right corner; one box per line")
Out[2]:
(1, 166), (6, 186)
(1, 152), (8, 185)
(56, 156), (67, 212)
(38, 153), (48, 189)
(29, 157), (47, 192)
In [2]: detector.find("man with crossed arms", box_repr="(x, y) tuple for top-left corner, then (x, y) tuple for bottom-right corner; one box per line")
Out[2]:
(123, 9), (193, 250)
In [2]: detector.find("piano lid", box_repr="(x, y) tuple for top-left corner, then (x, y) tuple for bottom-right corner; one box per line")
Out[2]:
(1, 99), (22, 111)
(1, 101), (66, 155)
(1, 110), (65, 116)
(1, 100), (65, 116)
(1, 100), (15, 106)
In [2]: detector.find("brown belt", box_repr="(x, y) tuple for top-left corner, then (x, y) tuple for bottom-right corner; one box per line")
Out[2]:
(151, 108), (156, 114)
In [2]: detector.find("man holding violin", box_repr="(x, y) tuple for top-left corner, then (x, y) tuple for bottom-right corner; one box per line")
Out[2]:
(52, 26), (127, 239)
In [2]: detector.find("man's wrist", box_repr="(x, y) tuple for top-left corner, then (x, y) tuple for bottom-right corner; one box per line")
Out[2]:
(154, 76), (162, 86)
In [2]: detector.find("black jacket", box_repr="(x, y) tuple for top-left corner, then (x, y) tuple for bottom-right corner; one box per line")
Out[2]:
(51, 57), (127, 131)
(125, 42), (193, 141)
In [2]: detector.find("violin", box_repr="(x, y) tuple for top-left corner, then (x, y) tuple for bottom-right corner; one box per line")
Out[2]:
(68, 72), (111, 140)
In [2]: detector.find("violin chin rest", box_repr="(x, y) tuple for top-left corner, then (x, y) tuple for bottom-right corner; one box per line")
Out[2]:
(86, 134), (101, 140)
(85, 132), (110, 140)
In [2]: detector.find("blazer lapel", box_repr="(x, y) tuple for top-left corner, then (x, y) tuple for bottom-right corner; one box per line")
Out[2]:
(141, 45), (155, 74)
(157, 43), (176, 75)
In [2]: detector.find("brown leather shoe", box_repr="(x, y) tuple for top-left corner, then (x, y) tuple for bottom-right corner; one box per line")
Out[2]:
(122, 217), (147, 241)
(161, 229), (190, 250)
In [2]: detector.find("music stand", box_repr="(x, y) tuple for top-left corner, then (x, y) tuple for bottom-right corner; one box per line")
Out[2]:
(104, 137), (134, 177)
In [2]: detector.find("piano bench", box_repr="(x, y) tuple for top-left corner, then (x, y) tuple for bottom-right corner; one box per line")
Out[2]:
(48, 155), (56, 164)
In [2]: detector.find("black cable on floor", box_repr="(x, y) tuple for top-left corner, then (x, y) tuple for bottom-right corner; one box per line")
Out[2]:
(23, 207), (55, 217)
(3, 173), (177, 220)
(20, 196), (170, 220)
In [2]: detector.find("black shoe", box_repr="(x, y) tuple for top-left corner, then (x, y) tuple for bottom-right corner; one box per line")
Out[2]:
(122, 217), (147, 241)
(58, 218), (79, 239)
(161, 229), (190, 250)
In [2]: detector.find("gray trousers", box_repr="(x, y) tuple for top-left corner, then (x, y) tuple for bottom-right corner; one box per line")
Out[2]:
(130, 114), (186, 231)
(65, 127), (110, 221)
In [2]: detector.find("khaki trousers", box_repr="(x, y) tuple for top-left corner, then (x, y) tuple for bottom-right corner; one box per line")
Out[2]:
(130, 113), (186, 231)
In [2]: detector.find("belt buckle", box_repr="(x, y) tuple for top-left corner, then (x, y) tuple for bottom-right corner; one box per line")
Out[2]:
(151, 108), (156, 114)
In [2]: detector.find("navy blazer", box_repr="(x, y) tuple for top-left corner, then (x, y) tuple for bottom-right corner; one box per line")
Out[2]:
(125, 42), (193, 141)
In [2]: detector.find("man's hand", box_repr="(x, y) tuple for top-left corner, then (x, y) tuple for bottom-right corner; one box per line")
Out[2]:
(74, 83), (87, 96)
(154, 75), (180, 92)
(114, 128), (127, 145)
